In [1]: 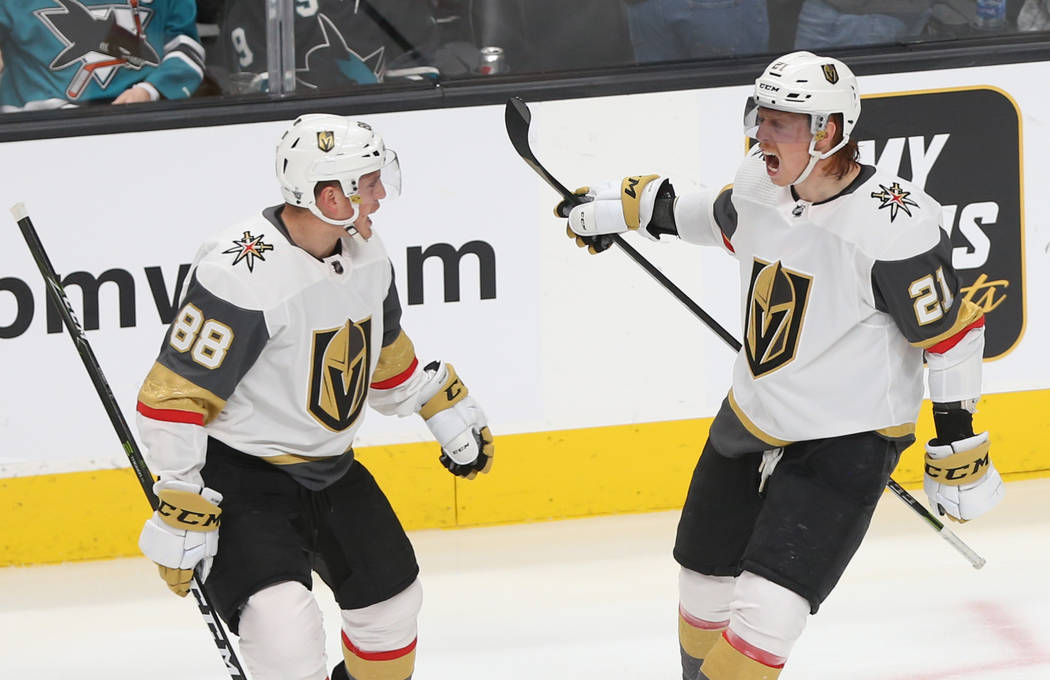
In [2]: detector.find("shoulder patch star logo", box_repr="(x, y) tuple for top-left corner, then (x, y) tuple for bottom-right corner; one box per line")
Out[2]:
(870, 182), (919, 222)
(222, 231), (274, 272)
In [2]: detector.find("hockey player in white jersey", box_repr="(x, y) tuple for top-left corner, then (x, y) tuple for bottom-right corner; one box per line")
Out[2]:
(135, 114), (494, 680)
(565, 51), (1003, 679)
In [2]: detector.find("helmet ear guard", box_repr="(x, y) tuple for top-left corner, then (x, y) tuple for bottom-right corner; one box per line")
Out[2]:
(275, 114), (400, 231)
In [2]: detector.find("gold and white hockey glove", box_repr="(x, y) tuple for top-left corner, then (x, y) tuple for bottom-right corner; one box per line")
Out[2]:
(924, 431), (1004, 523)
(138, 479), (222, 597)
(565, 175), (668, 254)
(419, 361), (494, 479)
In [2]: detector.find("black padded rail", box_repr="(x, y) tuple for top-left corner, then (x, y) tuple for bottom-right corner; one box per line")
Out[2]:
(1, 33), (1048, 143)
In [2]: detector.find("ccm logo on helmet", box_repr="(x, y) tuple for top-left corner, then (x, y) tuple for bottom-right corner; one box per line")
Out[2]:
(758, 83), (780, 92)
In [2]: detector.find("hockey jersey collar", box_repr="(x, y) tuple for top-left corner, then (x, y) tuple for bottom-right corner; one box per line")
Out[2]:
(790, 164), (875, 206)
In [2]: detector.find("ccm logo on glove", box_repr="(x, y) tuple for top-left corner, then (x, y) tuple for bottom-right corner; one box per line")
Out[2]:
(924, 446), (991, 485)
(157, 488), (222, 530)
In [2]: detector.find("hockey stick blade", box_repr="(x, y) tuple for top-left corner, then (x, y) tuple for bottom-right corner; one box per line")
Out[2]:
(504, 97), (741, 349)
(502, 104), (987, 569)
(9, 203), (250, 679)
(505, 97), (578, 208)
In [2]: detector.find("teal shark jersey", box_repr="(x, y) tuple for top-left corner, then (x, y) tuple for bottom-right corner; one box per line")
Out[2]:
(0, 0), (204, 110)
(220, 0), (434, 91)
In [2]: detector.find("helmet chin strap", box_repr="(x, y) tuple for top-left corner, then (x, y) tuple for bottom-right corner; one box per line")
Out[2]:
(791, 153), (822, 187)
(307, 194), (360, 236)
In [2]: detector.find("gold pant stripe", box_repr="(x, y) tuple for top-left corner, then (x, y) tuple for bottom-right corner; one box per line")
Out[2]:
(700, 635), (783, 680)
(679, 611), (726, 660)
(343, 637), (415, 680)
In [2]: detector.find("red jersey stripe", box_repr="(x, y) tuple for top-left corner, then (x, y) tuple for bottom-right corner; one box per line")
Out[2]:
(370, 357), (418, 389)
(136, 401), (204, 426)
(927, 317), (985, 355)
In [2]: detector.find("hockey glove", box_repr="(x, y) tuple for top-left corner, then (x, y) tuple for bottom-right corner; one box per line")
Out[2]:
(924, 431), (1004, 523)
(566, 175), (669, 253)
(138, 480), (222, 597)
(559, 186), (615, 254)
(419, 361), (494, 479)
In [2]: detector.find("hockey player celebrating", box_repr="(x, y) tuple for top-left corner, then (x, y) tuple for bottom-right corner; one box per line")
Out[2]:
(135, 114), (493, 680)
(565, 51), (1003, 679)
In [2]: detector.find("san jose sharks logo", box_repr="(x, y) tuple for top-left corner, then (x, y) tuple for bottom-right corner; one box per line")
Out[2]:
(222, 231), (274, 272)
(297, 13), (384, 89)
(870, 182), (920, 222)
(35, 0), (160, 98)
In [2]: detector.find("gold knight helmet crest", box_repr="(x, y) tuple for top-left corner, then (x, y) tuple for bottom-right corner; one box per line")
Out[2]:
(821, 63), (839, 84)
(317, 130), (335, 152)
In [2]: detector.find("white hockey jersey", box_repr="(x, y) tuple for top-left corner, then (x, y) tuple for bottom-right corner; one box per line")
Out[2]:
(674, 152), (984, 450)
(137, 206), (421, 489)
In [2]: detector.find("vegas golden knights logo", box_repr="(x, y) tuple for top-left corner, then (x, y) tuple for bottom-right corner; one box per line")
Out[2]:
(821, 63), (839, 84)
(308, 318), (372, 431)
(317, 130), (335, 152)
(744, 259), (812, 377)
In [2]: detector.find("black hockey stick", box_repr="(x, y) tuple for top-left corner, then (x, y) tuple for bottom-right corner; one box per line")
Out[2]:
(504, 97), (986, 569)
(9, 204), (250, 677)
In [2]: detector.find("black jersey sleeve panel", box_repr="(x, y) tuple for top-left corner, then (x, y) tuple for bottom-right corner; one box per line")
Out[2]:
(870, 230), (968, 346)
(372, 264), (417, 385)
(381, 263), (404, 346)
(713, 186), (739, 241)
(155, 270), (270, 401)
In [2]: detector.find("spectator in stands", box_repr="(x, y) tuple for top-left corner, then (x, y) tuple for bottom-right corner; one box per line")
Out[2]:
(464, 0), (634, 73)
(0, 0), (204, 112)
(218, 0), (440, 93)
(791, 0), (933, 50)
(1019, 0), (1050, 30)
(623, 0), (769, 63)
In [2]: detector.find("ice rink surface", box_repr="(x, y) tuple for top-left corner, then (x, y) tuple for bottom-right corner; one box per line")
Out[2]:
(3, 478), (1049, 679)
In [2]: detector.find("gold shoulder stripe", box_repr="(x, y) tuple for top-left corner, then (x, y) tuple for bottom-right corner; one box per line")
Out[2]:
(371, 330), (417, 384)
(137, 362), (226, 424)
(727, 390), (792, 447)
(913, 299), (985, 349)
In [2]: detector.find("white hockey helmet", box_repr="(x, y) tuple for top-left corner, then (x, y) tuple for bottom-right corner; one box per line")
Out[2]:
(744, 51), (861, 184)
(275, 113), (401, 230)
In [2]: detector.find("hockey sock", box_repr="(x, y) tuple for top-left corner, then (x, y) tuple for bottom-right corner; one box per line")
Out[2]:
(679, 606), (729, 680)
(341, 631), (416, 680)
(698, 630), (785, 680)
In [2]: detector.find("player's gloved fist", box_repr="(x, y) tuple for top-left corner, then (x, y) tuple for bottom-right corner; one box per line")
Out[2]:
(566, 175), (666, 251)
(138, 479), (223, 597)
(419, 361), (494, 479)
(923, 431), (1004, 522)
(557, 185), (614, 254)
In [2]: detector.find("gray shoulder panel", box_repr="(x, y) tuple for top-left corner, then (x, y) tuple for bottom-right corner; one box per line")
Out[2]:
(382, 262), (404, 347)
(871, 230), (961, 345)
(156, 270), (270, 400)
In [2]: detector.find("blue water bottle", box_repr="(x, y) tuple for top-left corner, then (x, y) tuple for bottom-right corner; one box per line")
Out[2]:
(974, 0), (1006, 30)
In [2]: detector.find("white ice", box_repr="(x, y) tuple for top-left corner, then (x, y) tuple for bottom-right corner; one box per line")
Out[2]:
(2, 478), (1049, 679)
